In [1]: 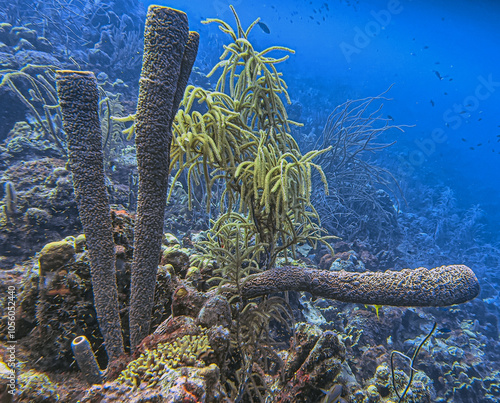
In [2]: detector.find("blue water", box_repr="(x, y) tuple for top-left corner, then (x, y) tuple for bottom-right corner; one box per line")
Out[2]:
(153, 0), (500, 241)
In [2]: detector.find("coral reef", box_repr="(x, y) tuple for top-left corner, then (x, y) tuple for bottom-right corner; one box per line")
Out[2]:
(316, 239), (396, 272)
(17, 369), (59, 402)
(296, 293), (500, 403)
(1, 3), (496, 403)
(78, 311), (230, 401)
(0, 0), (145, 80)
(0, 67), (135, 268)
(0, 156), (79, 268)
(16, 240), (106, 371)
(1, 65), (66, 153)
(276, 322), (347, 402)
(397, 185), (490, 271)
(7, 209), (176, 372)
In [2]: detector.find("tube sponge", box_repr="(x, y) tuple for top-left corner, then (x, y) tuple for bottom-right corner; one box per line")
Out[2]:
(129, 6), (199, 350)
(71, 336), (103, 385)
(56, 70), (124, 361)
(241, 265), (479, 307)
(4, 181), (17, 215)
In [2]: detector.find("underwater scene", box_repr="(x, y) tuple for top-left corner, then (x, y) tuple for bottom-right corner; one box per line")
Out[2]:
(0, 0), (498, 401)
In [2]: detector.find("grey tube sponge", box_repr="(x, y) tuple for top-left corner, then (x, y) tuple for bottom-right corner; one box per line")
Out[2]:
(56, 70), (124, 361)
(241, 265), (479, 307)
(129, 6), (199, 350)
(173, 31), (200, 117)
(71, 336), (103, 385)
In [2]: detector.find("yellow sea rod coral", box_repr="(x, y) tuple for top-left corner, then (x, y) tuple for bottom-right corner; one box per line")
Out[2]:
(170, 6), (333, 274)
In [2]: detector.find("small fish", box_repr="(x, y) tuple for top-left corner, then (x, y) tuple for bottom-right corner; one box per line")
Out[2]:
(470, 147), (475, 150)
(437, 327), (452, 333)
(433, 70), (444, 80)
(423, 45), (429, 49)
(461, 138), (467, 142)
(430, 100), (435, 106)
(387, 115), (394, 121)
(257, 21), (270, 34)
(477, 143), (482, 146)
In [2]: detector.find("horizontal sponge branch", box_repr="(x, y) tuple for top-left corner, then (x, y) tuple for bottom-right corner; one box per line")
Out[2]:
(241, 265), (479, 307)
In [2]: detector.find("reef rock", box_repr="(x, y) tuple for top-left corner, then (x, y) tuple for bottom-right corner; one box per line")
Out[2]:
(38, 240), (75, 274)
